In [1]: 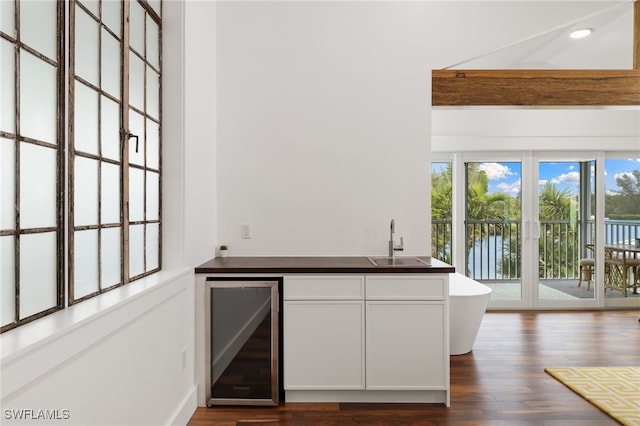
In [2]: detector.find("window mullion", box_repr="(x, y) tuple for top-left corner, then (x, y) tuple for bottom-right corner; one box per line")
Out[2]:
(68, 0), (77, 303)
(122, 0), (131, 284)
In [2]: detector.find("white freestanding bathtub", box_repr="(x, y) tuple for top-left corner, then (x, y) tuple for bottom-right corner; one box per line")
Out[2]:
(449, 273), (492, 355)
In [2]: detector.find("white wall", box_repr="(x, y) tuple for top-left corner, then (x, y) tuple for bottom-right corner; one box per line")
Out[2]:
(184, 0), (218, 267)
(1, 272), (196, 426)
(432, 109), (640, 152)
(214, 1), (619, 257)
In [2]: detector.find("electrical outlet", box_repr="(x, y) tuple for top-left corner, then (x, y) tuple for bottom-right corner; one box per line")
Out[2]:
(241, 223), (252, 239)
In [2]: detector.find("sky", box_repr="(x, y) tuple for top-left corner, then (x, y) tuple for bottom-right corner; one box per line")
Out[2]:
(477, 158), (640, 196)
(432, 157), (640, 197)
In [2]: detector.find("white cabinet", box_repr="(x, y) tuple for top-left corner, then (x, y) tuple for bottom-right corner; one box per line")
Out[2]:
(283, 275), (365, 390)
(283, 274), (449, 403)
(366, 301), (445, 389)
(364, 275), (447, 390)
(284, 301), (365, 390)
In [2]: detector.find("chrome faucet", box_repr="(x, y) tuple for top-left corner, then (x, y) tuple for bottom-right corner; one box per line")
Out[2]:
(388, 219), (404, 260)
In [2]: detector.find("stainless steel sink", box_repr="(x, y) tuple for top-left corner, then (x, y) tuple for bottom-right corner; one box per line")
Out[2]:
(367, 257), (431, 267)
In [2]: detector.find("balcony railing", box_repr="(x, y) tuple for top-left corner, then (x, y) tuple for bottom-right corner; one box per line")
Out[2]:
(431, 219), (640, 281)
(604, 219), (639, 245)
(432, 220), (452, 265)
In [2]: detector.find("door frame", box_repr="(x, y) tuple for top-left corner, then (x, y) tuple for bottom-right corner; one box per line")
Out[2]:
(436, 151), (610, 309)
(532, 152), (601, 309)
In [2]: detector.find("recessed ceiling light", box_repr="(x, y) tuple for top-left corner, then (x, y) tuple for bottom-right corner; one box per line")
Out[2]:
(569, 28), (592, 39)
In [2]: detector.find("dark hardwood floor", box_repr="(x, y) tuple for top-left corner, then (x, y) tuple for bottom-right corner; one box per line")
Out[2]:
(189, 310), (640, 425)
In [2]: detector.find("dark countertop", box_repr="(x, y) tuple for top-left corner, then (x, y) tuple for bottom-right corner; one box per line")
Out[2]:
(195, 256), (455, 274)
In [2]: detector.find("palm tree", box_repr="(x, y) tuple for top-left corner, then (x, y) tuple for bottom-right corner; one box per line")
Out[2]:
(431, 164), (452, 222)
(466, 181), (511, 224)
(537, 182), (577, 278)
(431, 164), (453, 263)
(465, 166), (514, 277)
(539, 182), (573, 221)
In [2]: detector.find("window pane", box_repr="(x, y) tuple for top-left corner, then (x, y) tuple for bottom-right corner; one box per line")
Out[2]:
(101, 226), (121, 287)
(1, 0), (14, 35)
(102, 0), (121, 34)
(129, 167), (144, 221)
(465, 161), (522, 290)
(538, 161), (591, 301)
(1, 38), (15, 134)
(146, 171), (159, 221)
(101, 95), (120, 161)
(74, 229), (99, 299)
(146, 119), (159, 170)
(101, 29), (121, 99)
(79, 0), (99, 18)
(1, 236), (15, 327)
(74, 156), (99, 226)
(147, 15), (159, 70)
(75, 5), (99, 86)
(148, 0), (161, 17)
(1, 138), (15, 230)
(20, 232), (57, 319)
(20, 0), (57, 61)
(431, 162), (452, 264)
(147, 67), (159, 120)
(129, 110), (145, 166)
(101, 161), (120, 224)
(605, 158), (640, 234)
(20, 50), (57, 144)
(74, 82), (99, 155)
(146, 223), (159, 271)
(129, 224), (144, 277)
(20, 143), (56, 229)
(129, 51), (145, 112)
(129, 1), (145, 55)
(604, 157), (640, 301)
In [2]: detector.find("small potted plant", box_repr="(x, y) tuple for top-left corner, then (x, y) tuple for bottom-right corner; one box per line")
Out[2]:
(219, 245), (229, 258)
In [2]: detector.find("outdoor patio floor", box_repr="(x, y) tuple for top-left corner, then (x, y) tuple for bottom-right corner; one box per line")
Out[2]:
(483, 279), (640, 300)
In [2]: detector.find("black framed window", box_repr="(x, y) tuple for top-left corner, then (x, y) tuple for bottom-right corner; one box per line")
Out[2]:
(1, 0), (162, 332)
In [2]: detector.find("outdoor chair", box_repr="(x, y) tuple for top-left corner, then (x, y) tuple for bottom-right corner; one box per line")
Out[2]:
(578, 244), (594, 291)
(604, 247), (640, 297)
(628, 258), (640, 295)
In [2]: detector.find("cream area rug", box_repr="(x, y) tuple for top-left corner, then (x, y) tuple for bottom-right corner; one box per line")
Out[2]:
(545, 366), (640, 426)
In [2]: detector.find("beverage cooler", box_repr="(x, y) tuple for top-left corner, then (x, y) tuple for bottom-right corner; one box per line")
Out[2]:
(205, 278), (281, 406)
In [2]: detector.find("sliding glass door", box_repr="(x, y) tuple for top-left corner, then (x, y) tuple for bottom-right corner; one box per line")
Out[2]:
(437, 152), (605, 308)
(536, 157), (596, 306)
(603, 155), (640, 305)
(464, 159), (523, 304)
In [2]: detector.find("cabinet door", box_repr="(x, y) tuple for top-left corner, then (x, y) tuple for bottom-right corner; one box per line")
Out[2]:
(284, 301), (365, 390)
(365, 301), (446, 390)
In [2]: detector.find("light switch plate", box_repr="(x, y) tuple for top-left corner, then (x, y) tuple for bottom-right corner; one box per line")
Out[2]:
(241, 223), (252, 239)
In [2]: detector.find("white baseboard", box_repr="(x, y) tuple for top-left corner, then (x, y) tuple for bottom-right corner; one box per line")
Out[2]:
(167, 385), (197, 426)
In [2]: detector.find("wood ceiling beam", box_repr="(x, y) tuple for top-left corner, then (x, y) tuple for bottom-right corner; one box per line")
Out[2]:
(433, 2), (640, 107)
(432, 69), (640, 106)
(634, 0), (639, 69)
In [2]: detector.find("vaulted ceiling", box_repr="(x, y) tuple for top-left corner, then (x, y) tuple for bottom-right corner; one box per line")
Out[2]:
(448, 2), (634, 70)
